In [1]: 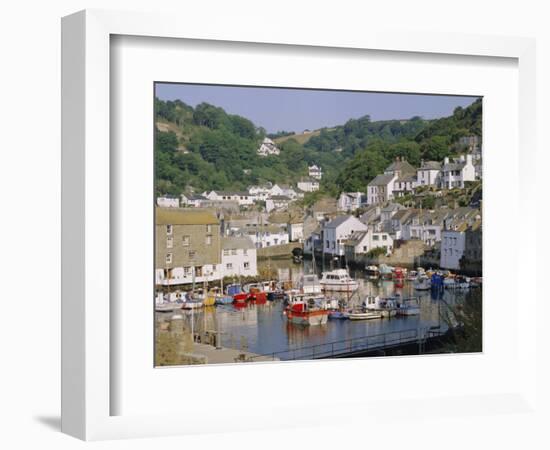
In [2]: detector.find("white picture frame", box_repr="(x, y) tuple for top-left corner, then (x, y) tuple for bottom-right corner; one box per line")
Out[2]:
(61, 9), (538, 441)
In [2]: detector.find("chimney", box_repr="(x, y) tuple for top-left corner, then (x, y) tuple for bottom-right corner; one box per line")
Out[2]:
(459, 154), (465, 162)
(443, 157), (449, 165)
(466, 154), (473, 164)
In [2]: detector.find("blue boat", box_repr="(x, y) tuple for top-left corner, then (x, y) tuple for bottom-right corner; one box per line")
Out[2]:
(215, 295), (234, 305)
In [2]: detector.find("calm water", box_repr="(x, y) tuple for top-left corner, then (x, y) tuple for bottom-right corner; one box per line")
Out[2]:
(158, 259), (479, 359)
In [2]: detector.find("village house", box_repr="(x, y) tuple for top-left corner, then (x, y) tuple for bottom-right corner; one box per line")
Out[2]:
(247, 184), (271, 202)
(380, 203), (405, 222)
(415, 160), (441, 187)
(156, 195), (180, 208)
(308, 164), (323, 180)
(180, 193), (208, 208)
(221, 236), (258, 277)
(266, 195), (292, 213)
(344, 229), (394, 261)
(155, 208), (221, 286)
(337, 192), (364, 212)
(204, 190), (254, 206)
(389, 208), (418, 239)
(288, 220), (304, 242)
(322, 215), (368, 257)
(439, 208), (481, 269)
(240, 224), (289, 248)
(401, 210), (447, 247)
(256, 137), (280, 156)
(367, 173), (397, 205)
(297, 177), (320, 192)
(269, 183), (298, 199)
(439, 154), (476, 189)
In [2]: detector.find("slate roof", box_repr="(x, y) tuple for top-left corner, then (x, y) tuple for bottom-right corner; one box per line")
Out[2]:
(325, 215), (357, 228)
(419, 161), (442, 170)
(385, 160), (416, 174)
(441, 161), (466, 172)
(368, 173), (396, 186)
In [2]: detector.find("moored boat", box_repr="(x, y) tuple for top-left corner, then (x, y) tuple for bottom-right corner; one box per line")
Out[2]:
(347, 311), (383, 320)
(298, 273), (323, 294)
(413, 277), (431, 290)
(320, 269), (358, 292)
(396, 297), (421, 316)
(284, 294), (329, 326)
(363, 295), (398, 318)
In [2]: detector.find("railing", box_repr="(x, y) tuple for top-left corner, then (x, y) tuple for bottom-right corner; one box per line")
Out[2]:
(246, 327), (442, 362)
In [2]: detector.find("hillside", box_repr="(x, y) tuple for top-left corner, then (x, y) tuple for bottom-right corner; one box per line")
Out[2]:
(155, 98), (481, 197)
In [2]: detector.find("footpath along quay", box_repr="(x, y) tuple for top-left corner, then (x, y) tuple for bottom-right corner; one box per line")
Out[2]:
(245, 327), (445, 362)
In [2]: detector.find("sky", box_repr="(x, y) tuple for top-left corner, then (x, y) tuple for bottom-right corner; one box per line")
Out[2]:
(155, 83), (480, 134)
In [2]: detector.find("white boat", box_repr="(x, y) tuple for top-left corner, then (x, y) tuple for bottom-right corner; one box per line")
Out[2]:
(298, 274), (323, 294)
(155, 302), (181, 313)
(413, 277), (431, 290)
(181, 299), (204, 309)
(363, 295), (397, 318)
(320, 269), (358, 292)
(397, 298), (421, 316)
(347, 311), (383, 320)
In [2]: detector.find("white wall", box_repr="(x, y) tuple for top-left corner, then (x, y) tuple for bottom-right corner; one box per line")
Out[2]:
(440, 230), (466, 269)
(221, 248), (258, 277)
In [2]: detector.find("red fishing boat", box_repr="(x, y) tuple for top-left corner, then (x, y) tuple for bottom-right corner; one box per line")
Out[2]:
(284, 294), (329, 326)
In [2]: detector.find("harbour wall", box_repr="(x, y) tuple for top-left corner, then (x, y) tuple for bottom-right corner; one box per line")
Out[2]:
(257, 242), (302, 260)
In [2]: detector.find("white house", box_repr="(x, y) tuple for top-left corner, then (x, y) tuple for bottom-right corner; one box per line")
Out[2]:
(248, 185), (271, 201)
(288, 221), (304, 242)
(416, 161), (441, 187)
(266, 195), (292, 212)
(308, 164), (323, 180)
(256, 137), (280, 156)
(221, 237), (258, 277)
(367, 174), (397, 205)
(337, 192), (364, 212)
(180, 193), (208, 208)
(204, 190), (254, 206)
(156, 195), (179, 208)
(439, 155), (476, 189)
(440, 227), (467, 270)
(242, 225), (288, 248)
(269, 184), (298, 199)
(297, 177), (320, 192)
(344, 229), (394, 260)
(323, 215), (368, 257)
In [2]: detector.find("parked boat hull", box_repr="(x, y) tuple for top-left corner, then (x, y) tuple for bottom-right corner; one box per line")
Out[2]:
(286, 309), (329, 326)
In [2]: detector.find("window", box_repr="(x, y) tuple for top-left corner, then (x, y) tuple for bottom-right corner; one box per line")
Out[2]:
(166, 236), (173, 248)
(189, 250), (196, 260)
(206, 224), (212, 233)
(326, 240), (330, 248)
(223, 249), (230, 256)
(382, 235), (387, 241)
(244, 262), (250, 270)
(166, 224), (173, 235)
(206, 235), (212, 245)
(231, 249), (237, 255)
(373, 235), (379, 241)
(182, 235), (190, 246)
(165, 253), (172, 264)
(243, 249), (248, 256)
(226, 263), (233, 270)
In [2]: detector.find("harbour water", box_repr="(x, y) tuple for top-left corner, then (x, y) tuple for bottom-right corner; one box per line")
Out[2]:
(156, 258), (481, 361)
